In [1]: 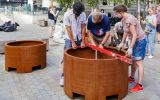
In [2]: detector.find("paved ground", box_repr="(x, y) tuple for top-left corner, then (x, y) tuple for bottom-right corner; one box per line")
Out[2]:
(0, 19), (160, 100)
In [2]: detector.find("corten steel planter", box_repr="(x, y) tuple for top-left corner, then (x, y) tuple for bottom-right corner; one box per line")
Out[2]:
(64, 47), (129, 100)
(5, 40), (46, 73)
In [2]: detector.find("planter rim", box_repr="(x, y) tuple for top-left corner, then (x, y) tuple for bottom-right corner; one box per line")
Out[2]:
(5, 40), (46, 47)
(64, 47), (126, 61)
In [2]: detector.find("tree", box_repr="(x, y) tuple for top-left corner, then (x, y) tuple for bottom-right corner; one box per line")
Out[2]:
(53, 0), (133, 11)
(87, 0), (99, 8)
(137, 0), (141, 21)
(55, 0), (73, 8)
(106, 0), (132, 7)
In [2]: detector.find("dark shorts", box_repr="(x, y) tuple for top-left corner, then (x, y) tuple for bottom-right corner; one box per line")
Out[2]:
(132, 37), (147, 61)
(157, 24), (160, 32)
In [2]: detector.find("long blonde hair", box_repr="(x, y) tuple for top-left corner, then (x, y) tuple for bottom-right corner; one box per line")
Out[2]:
(48, 5), (56, 10)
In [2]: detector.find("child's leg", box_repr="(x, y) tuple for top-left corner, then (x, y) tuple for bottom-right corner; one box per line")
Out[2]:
(49, 26), (53, 37)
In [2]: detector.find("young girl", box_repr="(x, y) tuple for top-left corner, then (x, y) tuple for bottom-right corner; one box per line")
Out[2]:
(145, 7), (157, 58)
(114, 5), (147, 92)
(48, 5), (59, 38)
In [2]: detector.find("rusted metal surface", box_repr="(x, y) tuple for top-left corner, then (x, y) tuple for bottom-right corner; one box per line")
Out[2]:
(5, 40), (47, 73)
(64, 47), (129, 100)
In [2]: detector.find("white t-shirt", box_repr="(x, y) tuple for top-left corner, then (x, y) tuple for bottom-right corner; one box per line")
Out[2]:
(63, 9), (86, 41)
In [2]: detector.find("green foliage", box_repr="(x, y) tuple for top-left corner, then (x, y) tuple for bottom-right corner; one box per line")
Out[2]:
(108, 0), (132, 7)
(52, 0), (151, 11)
(87, 0), (99, 7)
(55, 0), (74, 8)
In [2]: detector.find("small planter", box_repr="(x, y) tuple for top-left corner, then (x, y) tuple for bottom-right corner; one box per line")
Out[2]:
(5, 40), (46, 73)
(64, 47), (129, 100)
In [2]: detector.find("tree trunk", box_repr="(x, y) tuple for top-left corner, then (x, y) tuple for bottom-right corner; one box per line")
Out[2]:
(137, 0), (140, 22)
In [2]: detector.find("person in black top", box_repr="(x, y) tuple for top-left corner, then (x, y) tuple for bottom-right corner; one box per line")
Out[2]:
(33, 1), (37, 12)
(48, 5), (59, 38)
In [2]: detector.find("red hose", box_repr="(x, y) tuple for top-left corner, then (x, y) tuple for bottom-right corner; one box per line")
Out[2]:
(86, 43), (132, 64)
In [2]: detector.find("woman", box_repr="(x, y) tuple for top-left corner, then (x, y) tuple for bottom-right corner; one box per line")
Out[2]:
(48, 5), (59, 38)
(114, 5), (147, 92)
(145, 7), (157, 58)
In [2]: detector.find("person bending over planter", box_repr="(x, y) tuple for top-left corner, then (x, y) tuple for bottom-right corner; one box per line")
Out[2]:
(113, 21), (124, 45)
(59, 1), (86, 86)
(114, 5), (147, 92)
(87, 10), (111, 48)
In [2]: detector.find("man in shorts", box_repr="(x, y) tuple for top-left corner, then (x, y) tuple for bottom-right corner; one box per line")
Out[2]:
(59, 1), (86, 86)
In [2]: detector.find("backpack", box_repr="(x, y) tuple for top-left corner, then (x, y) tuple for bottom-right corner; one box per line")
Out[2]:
(4, 24), (17, 32)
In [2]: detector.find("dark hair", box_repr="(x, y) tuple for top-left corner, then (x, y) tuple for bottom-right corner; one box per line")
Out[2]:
(73, 1), (85, 16)
(100, 9), (104, 13)
(113, 5), (128, 13)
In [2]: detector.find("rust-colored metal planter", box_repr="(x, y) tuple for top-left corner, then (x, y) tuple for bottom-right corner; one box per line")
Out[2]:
(5, 40), (46, 73)
(64, 47), (129, 100)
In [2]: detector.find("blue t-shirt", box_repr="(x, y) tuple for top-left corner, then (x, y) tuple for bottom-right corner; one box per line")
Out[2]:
(87, 15), (110, 37)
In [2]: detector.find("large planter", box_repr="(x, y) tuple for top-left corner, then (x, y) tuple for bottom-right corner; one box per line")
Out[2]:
(64, 47), (129, 100)
(5, 40), (46, 73)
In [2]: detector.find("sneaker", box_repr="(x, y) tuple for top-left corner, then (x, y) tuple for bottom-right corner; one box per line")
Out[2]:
(146, 53), (150, 56)
(148, 55), (154, 59)
(128, 76), (135, 83)
(59, 73), (64, 87)
(130, 83), (143, 92)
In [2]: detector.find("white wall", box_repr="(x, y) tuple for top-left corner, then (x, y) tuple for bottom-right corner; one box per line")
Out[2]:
(42, 0), (59, 8)
(28, 0), (33, 5)
(28, 0), (42, 5)
(42, 0), (50, 7)
(36, 0), (42, 5)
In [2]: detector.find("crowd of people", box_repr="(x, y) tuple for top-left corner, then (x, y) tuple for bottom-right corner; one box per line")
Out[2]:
(48, 1), (160, 93)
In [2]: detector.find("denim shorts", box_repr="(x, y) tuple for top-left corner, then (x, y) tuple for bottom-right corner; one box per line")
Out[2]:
(132, 37), (147, 61)
(64, 39), (82, 50)
(48, 19), (55, 27)
(61, 39), (82, 64)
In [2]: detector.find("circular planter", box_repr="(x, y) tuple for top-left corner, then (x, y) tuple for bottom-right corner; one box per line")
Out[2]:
(5, 40), (46, 73)
(64, 47), (129, 100)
